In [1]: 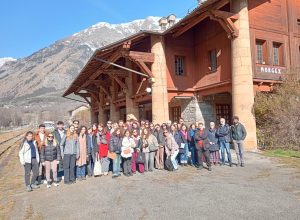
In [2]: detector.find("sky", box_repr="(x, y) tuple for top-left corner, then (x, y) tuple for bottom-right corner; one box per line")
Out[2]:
(0, 0), (197, 59)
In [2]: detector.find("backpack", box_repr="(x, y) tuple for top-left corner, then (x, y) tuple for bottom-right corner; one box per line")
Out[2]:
(164, 156), (174, 171)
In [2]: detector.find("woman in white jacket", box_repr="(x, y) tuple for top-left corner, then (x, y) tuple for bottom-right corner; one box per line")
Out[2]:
(19, 131), (40, 192)
(121, 130), (134, 177)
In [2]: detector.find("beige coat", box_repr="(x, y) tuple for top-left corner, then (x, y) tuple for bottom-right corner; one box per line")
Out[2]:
(165, 134), (179, 156)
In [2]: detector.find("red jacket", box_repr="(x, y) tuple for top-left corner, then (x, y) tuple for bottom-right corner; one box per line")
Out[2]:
(99, 132), (110, 158)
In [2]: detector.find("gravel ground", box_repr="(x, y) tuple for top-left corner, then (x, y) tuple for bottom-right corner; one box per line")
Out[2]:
(10, 152), (300, 220)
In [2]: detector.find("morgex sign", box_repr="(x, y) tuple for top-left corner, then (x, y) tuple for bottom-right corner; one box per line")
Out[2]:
(256, 66), (286, 74)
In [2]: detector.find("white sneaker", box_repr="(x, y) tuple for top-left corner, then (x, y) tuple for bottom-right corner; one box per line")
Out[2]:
(43, 180), (48, 185)
(53, 183), (59, 187)
(62, 176), (64, 180)
(47, 184), (51, 189)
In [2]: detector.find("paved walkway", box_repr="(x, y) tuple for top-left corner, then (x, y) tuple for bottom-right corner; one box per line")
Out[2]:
(10, 153), (300, 220)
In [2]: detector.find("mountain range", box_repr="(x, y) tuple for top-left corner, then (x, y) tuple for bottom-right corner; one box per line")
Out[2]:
(0, 16), (162, 107)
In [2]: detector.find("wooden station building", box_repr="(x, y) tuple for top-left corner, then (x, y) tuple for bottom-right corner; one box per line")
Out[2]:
(63, 0), (300, 150)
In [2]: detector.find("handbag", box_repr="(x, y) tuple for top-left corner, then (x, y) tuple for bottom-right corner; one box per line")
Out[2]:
(107, 151), (117, 160)
(136, 151), (145, 164)
(179, 143), (186, 154)
(93, 154), (102, 176)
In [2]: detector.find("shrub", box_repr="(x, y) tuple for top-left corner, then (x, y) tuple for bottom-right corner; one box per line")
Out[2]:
(254, 74), (300, 150)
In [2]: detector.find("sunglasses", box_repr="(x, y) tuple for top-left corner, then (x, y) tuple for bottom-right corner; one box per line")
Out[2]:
(48, 136), (54, 138)
(163, 132), (168, 134)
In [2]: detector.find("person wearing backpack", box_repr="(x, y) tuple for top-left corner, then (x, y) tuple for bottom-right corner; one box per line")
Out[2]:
(60, 125), (80, 185)
(164, 130), (179, 171)
(40, 133), (61, 188)
(109, 128), (123, 178)
(195, 122), (212, 171)
(19, 131), (40, 192)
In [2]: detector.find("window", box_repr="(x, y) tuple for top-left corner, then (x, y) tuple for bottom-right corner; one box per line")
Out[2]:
(175, 56), (185, 76)
(216, 104), (231, 125)
(170, 106), (181, 123)
(273, 42), (283, 66)
(209, 50), (217, 72)
(256, 39), (267, 64)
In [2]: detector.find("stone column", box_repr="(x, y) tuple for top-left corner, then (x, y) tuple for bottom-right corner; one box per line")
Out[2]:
(109, 83), (119, 122)
(231, 0), (257, 151)
(125, 60), (139, 121)
(150, 35), (169, 124)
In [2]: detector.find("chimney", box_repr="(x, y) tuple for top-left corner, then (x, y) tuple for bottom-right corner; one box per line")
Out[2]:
(158, 17), (168, 31)
(197, 0), (207, 6)
(167, 14), (176, 27)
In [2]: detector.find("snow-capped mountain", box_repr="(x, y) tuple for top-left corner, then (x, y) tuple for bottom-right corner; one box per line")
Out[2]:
(0, 16), (161, 105)
(0, 57), (16, 68)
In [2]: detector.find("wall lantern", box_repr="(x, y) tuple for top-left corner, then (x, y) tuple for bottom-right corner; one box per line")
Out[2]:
(145, 87), (152, 94)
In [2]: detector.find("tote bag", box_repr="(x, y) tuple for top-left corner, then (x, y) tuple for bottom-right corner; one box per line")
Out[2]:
(93, 154), (102, 176)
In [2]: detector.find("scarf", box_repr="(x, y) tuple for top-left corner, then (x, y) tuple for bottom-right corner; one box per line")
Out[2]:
(181, 130), (188, 140)
(77, 134), (87, 166)
(198, 129), (204, 148)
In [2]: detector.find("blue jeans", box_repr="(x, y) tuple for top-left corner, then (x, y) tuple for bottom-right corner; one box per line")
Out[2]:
(219, 141), (232, 164)
(189, 144), (196, 165)
(180, 143), (188, 164)
(171, 150), (179, 170)
(113, 154), (121, 176)
(76, 165), (86, 178)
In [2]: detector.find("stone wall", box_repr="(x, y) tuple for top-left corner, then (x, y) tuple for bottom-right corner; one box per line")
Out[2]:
(169, 97), (215, 127)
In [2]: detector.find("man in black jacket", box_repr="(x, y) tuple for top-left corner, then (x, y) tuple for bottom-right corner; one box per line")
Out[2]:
(231, 116), (247, 167)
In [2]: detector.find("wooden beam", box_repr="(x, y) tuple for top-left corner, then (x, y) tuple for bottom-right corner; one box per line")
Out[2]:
(135, 61), (154, 78)
(173, 12), (209, 38)
(111, 76), (128, 91)
(127, 51), (155, 63)
(209, 10), (239, 39)
(99, 86), (111, 99)
(78, 49), (122, 91)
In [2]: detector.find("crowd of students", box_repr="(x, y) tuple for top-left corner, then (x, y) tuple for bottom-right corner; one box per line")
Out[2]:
(19, 116), (247, 192)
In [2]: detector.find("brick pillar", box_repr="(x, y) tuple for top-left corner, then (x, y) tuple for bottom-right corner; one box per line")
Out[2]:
(109, 83), (119, 122)
(125, 60), (139, 121)
(231, 0), (257, 151)
(151, 35), (169, 124)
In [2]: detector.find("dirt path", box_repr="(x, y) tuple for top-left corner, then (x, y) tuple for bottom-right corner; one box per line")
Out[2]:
(2, 152), (300, 220)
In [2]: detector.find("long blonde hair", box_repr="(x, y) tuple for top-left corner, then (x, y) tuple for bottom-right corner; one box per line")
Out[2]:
(45, 134), (58, 147)
(67, 125), (78, 140)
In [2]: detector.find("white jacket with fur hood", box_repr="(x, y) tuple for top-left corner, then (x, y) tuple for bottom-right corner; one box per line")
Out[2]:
(19, 140), (40, 165)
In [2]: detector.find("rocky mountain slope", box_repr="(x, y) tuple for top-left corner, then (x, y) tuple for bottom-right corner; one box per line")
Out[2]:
(0, 16), (161, 106)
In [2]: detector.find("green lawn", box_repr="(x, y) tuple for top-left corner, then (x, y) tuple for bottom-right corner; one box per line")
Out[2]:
(262, 149), (300, 158)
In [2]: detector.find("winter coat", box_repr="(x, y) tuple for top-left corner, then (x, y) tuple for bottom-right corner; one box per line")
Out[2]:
(177, 130), (188, 147)
(207, 128), (219, 152)
(109, 134), (122, 154)
(87, 134), (98, 157)
(195, 129), (210, 150)
(216, 124), (231, 143)
(187, 128), (197, 147)
(34, 131), (48, 152)
(172, 131), (182, 146)
(60, 135), (80, 158)
(19, 140), (40, 165)
(98, 132), (110, 158)
(165, 133), (179, 156)
(153, 129), (165, 146)
(40, 140), (61, 162)
(54, 128), (66, 145)
(121, 137), (135, 158)
(231, 123), (247, 141)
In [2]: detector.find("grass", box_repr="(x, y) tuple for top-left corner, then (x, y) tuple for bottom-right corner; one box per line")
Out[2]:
(262, 149), (300, 158)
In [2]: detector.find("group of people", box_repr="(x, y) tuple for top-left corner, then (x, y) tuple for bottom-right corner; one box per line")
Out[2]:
(19, 116), (247, 192)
